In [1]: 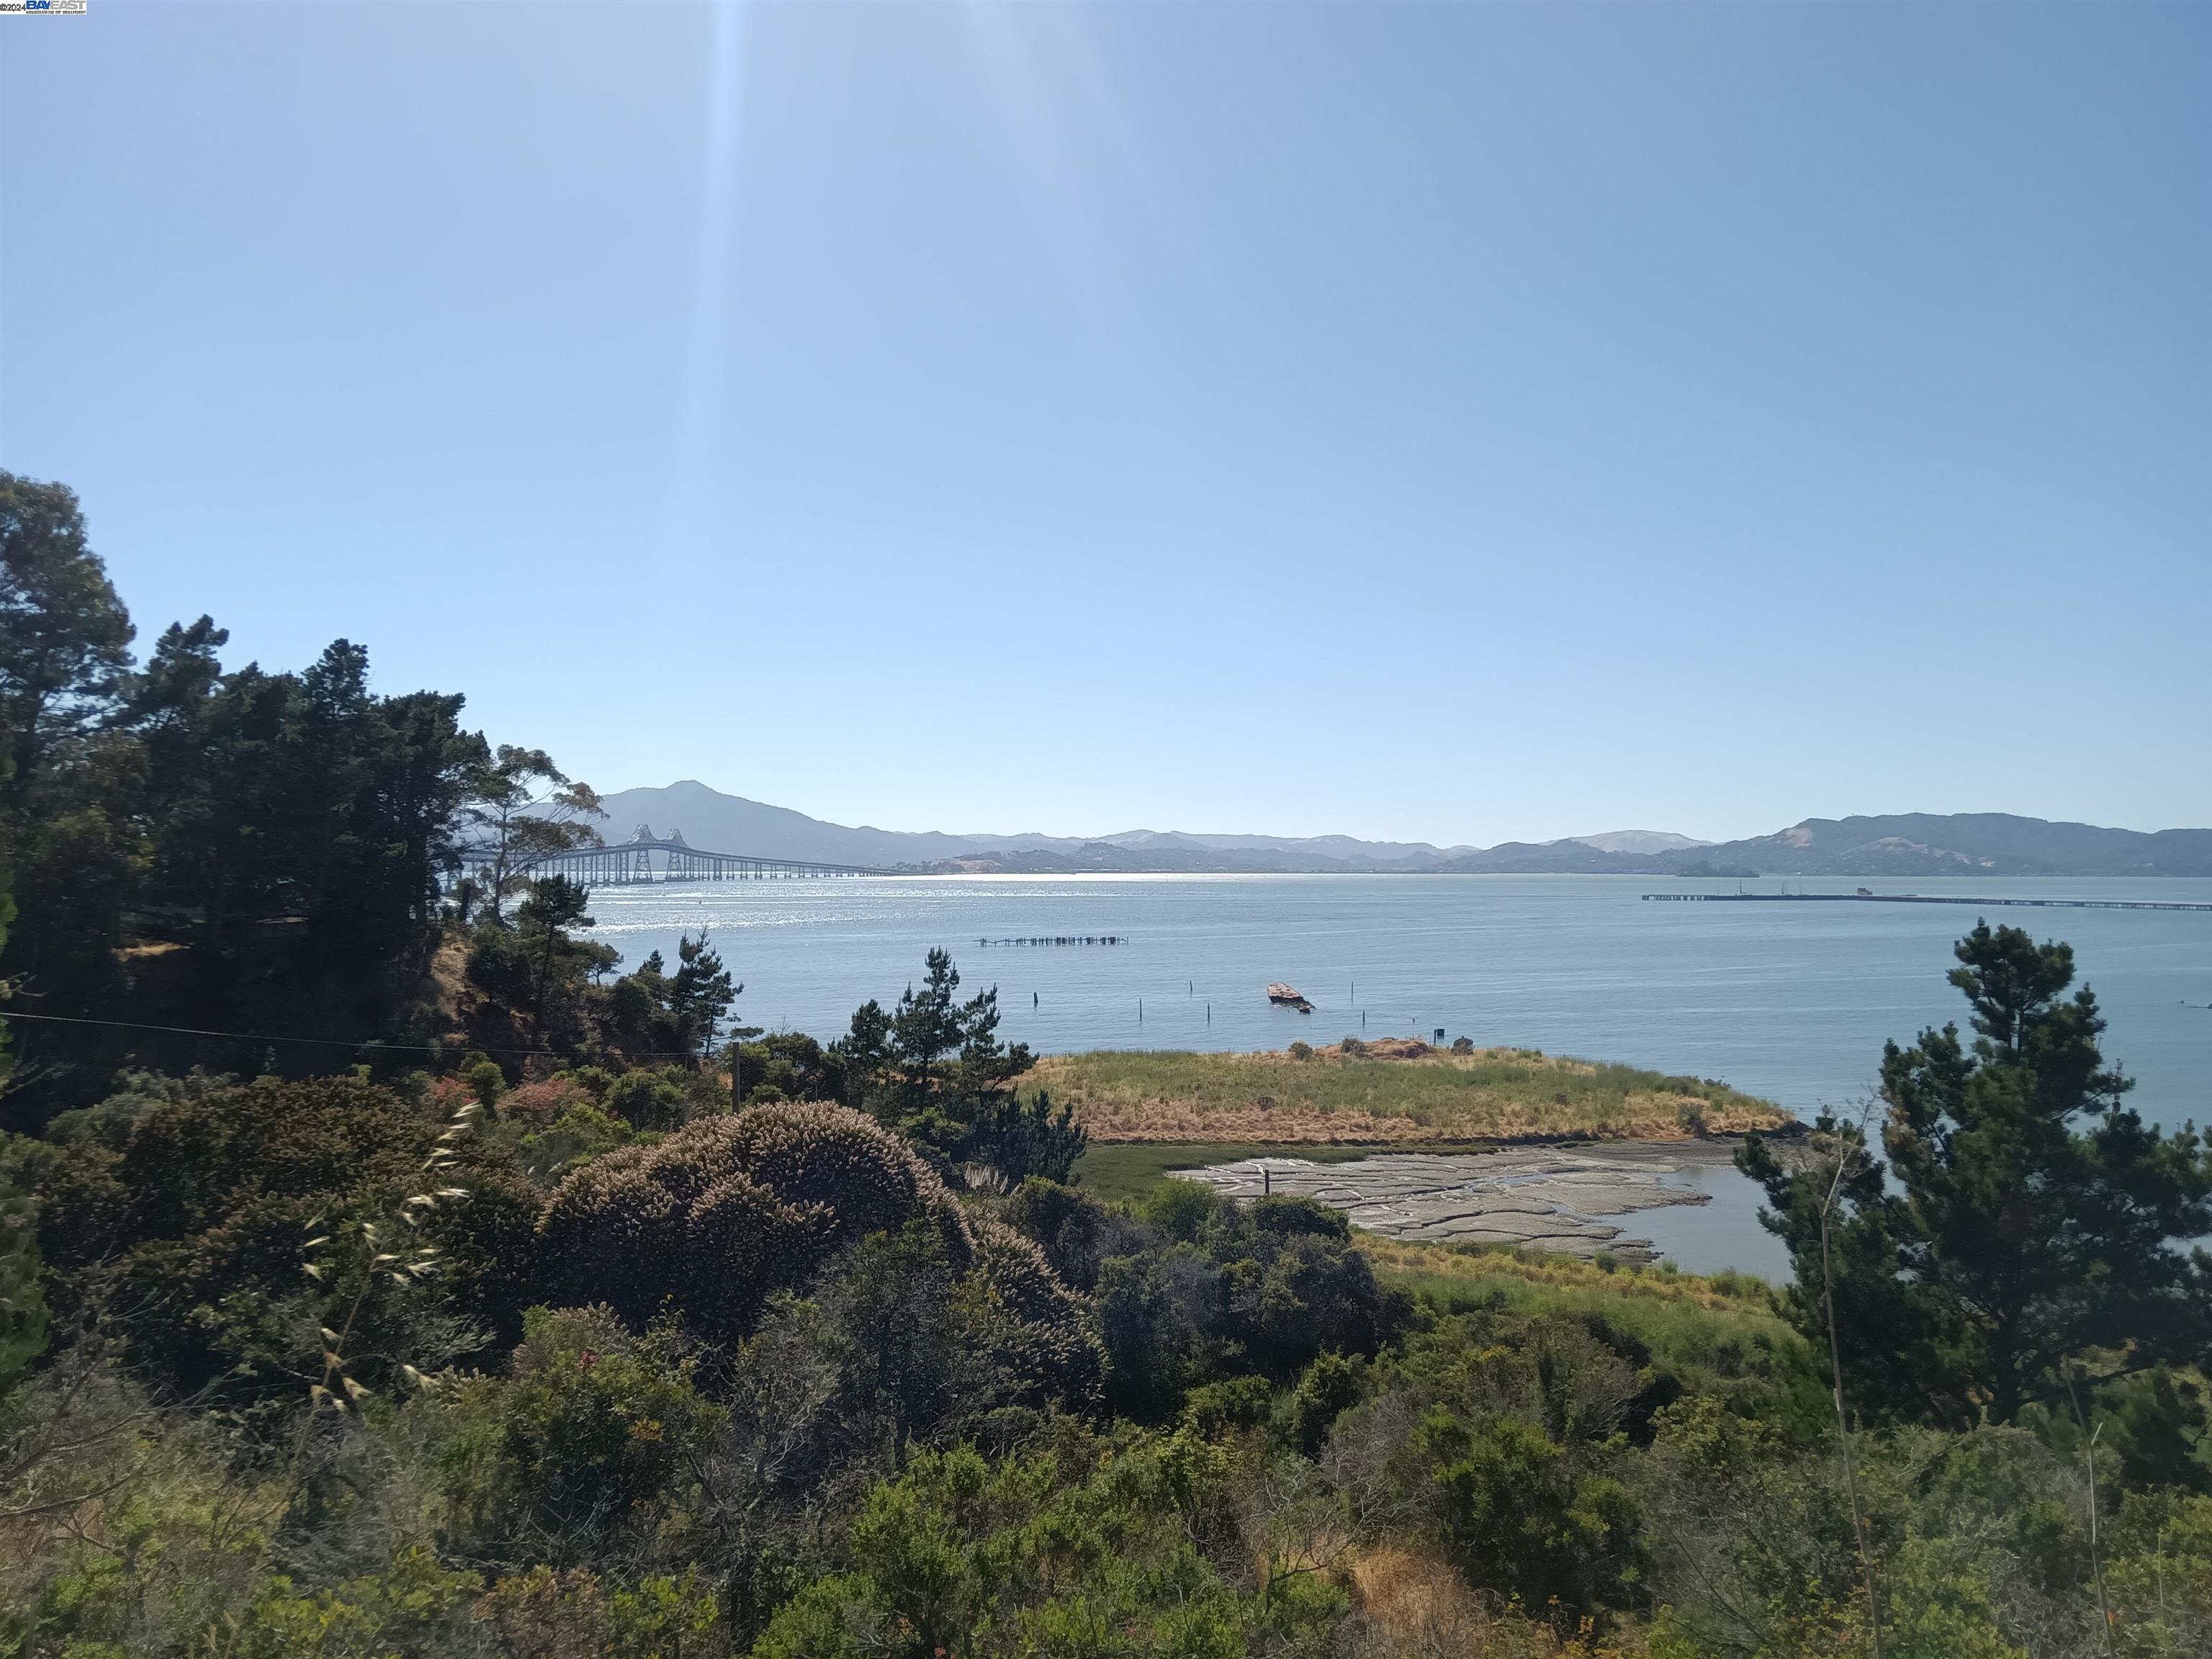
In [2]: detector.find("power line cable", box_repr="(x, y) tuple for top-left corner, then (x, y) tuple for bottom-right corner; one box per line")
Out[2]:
(0, 1007), (719, 1064)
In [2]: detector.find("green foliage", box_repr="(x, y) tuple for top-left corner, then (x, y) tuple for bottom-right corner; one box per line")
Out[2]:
(482, 1091), (634, 1188)
(748, 1436), (1343, 1659)
(669, 932), (739, 1060)
(2105, 1488), (2212, 1656)
(1002, 1177), (1144, 1292)
(1181, 1372), (1274, 1439)
(460, 1051), (506, 1105)
(1741, 922), (2212, 1424)
(1, 475), (500, 1112)
(1423, 1408), (1644, 1618)
(1365, 1240), (1822, 1433)
(537, 1102), (1099, 1405)
(959, 1087), (1087, 1187)
(604, 1067), (688, 1131)
(1281, 1350), (1366, 1457)
(732, 1030), (840, 1109)
(0, 1136), (48, 1396)
(832, 949), (1041, 1185)
(590, 933), (742, 1066)
(2102, 1366), (2212, 1493)
(234, 1547), (486, 1659)
(443, 1305), (724, 1568)
(480, 1564), (729, 1659)
(467, 875), (621, 1048)
(42, 1066), (237, 1152)
(459, 742), (606, 924)
(25, 1074), (541, 1401)
(1047, 1182), (1403, 1422)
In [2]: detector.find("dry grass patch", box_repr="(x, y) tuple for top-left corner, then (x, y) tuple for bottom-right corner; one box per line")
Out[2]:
(1345, 1545), (1649, 1657)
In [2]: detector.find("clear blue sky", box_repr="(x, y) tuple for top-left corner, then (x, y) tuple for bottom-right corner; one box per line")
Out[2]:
(4, 3), (2207, 845)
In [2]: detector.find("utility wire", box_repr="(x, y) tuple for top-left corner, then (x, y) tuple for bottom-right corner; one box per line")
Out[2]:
(0, 1007), (720, 1064)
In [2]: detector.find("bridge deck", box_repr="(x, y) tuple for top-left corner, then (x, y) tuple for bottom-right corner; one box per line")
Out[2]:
(500, 829), (899, 882)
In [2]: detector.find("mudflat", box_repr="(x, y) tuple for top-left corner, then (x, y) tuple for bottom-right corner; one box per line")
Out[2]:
(1176, 1141), (1753, 1263)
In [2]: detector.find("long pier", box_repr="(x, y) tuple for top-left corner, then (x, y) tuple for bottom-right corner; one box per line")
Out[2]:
(1643, 892), (2212, 913)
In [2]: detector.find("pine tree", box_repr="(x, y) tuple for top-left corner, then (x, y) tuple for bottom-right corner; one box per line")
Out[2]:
(1742, 922), (2212, 1424)
(670, 932), (739, 1059)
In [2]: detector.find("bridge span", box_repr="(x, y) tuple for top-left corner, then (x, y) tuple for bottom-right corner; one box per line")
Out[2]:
(525, 826), (898, 884)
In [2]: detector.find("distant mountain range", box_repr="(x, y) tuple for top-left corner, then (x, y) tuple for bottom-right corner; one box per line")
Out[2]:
(578, 785), (2212, 878)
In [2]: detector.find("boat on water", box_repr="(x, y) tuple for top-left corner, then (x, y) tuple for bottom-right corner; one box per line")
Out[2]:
(1266, 982), (1314, 1013)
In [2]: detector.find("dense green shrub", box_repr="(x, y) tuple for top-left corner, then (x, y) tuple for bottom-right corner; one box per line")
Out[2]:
(733, 1030), (842, 1106)
(603, 1069), (688, 1130)
(1421, 1408), (1643, 1619)
(1002, 1176), (1146, 1293)
(748, 1435), (1342, 1659)
(442, 1305), (724, 1568)
(482, 1095), (634, 1188)
(24, 1074), (541, 1398)
(0, 1142), (45, 1398)
(537, 1103), (1097, 1402)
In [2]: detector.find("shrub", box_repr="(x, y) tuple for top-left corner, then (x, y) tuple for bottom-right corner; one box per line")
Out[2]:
(442, 1305), (724, 1567)
(499, 1076), (593, 1124)
(539, 1102), (1097, 1395)
(461, 1053), (507, 1105)
(1002, 1178), (1143, 1294)
(40, 1068), (235, 1151)
(27, 1075), (542, 1400)
(482, 1099), (634, 1189)
(1182, 1373), (1272, 1438)
(748, 1436), (1335, 1658)
(1422, 1410), (1643, 1619)
(958, 1089), (1087, 1187)
(603, 1070), (688, 1131)
(1281, 1350), (1366, 1458)
(1287, 1041), (1314, 1061)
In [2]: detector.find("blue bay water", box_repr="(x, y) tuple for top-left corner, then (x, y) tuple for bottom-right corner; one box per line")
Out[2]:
(581, 873), (2212, 1274)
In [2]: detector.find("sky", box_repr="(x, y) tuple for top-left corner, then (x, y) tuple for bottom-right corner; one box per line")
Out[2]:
(3, 3), (2208, 847)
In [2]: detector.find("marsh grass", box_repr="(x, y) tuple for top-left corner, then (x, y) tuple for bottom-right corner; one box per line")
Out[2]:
(1032, 1046), (1787, 1145)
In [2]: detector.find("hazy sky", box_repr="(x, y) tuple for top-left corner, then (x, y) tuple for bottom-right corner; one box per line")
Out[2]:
(4, 3), (2207, 845)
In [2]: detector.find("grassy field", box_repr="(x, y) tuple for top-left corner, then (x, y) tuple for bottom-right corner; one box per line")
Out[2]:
(1033, 1042), (1789, 1145)
(1359, 1236), (1819, 1408)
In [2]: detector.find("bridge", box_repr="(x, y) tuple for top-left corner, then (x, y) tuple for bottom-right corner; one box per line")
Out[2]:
(524, 826), (898, 884)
